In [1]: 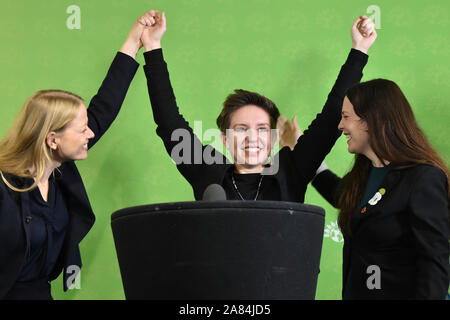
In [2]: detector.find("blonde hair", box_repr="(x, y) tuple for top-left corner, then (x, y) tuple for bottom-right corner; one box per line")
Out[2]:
(0, 89), (84, 192)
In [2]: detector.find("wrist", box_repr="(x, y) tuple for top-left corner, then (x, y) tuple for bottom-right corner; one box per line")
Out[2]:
(120, 39), (140, 59)
(144, 41), (162, 52)
(352, 42), (368, 54)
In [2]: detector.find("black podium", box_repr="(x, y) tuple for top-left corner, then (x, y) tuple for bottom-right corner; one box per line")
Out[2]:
(111, 201), (325, 300)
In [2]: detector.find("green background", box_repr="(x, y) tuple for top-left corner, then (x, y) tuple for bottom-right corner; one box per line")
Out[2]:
(0, 0), (448, 299)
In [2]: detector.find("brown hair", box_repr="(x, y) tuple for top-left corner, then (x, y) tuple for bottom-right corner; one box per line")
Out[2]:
(337, 79), (450, 236)
(216, 89), (280, 132)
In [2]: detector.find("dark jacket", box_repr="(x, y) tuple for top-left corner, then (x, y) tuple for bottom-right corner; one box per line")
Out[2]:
(0, 52), (138, 298)
(143, 48), (368, 201)
(312, 165), (450, 299)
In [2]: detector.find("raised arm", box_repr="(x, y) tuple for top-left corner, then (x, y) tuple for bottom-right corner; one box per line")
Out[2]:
(141, 11), (227, 189)
(86, 13), (147, 148)
(289, 16), (376, 184)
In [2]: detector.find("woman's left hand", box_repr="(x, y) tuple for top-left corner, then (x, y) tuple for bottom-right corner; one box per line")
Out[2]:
(277, 115), (303, 150)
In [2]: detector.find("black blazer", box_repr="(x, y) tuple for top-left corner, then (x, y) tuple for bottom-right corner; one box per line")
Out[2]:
(0, 52), (138, 298)
(312, 165), (450, 299)
(143, 48), (368, 202)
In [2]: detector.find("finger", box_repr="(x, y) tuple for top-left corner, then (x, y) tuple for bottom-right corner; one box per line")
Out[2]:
(142, 12), (151, 20)
(276, 121), (285, 130)
(149, 9), (159, 17)
(360, 23), (374, 37)
(352, 16), (363, 30)
(142, 13), (155, 26)
(291, 116), (296, 127)
(277, 124), (286, 134)
(293, 117), (303, 133)
(138, 12), (151, 25)
(277, 115), (288, 125)
(360, 23), (372, 33)
(359, 21), (372, 34)
(361, 19), (372, 29)
(145, 12), (157, 22)
(137, 15), (146, 24)
(146, 18), (155, 27)
(276, 118), (282, 127)
(357, 15), (369, 28)
(366, 25), (375, 36)
(161, 11), (167, 29)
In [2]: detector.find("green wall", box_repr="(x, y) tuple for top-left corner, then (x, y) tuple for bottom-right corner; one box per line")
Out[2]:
(1, 0), (448, 299)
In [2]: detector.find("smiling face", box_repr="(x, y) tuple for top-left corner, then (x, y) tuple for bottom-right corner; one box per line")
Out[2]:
(49, 105), (95, 162)
(338, 96), (371, 156)
(222, 105), (273, 173)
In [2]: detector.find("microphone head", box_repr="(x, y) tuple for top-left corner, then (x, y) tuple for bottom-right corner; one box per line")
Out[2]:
(202, 184), (227, 201)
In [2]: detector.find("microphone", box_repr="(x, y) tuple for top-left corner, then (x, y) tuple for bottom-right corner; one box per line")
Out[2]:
(202, 184), (227, 201)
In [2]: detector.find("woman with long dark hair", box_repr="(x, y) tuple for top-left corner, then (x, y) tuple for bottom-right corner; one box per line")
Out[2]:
(308, 79), (450, 299)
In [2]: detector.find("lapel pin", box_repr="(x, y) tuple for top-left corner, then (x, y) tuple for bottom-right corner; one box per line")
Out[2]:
(368, 188), (386, 206)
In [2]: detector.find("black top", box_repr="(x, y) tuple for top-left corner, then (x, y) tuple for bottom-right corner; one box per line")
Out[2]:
(312, 166), (450, 299)
(17, 175), (69, 282)
(343, 165), (388, 300)
(143, 48), (368, 203)
(223, 171), (281, 201)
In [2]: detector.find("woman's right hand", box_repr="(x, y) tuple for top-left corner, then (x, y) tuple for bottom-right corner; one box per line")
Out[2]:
(351, 15), (377, 54)
(141, 10), (167, 51)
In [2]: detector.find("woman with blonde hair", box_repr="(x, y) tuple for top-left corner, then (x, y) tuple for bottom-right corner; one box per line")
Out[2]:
(0, 11), (154, 300)
(0, 90), (90, 193)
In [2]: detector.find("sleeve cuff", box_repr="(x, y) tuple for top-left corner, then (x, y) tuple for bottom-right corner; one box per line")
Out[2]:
(347, 48), (369, 69)
(115, 51), (140, 68)
(143, 48), (164, 66)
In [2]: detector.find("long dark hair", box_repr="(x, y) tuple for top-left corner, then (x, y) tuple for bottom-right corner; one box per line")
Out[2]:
(337, 79), (450, 236)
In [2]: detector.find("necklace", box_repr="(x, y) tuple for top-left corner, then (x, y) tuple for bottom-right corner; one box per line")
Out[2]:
(231, 172), (264, 201)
